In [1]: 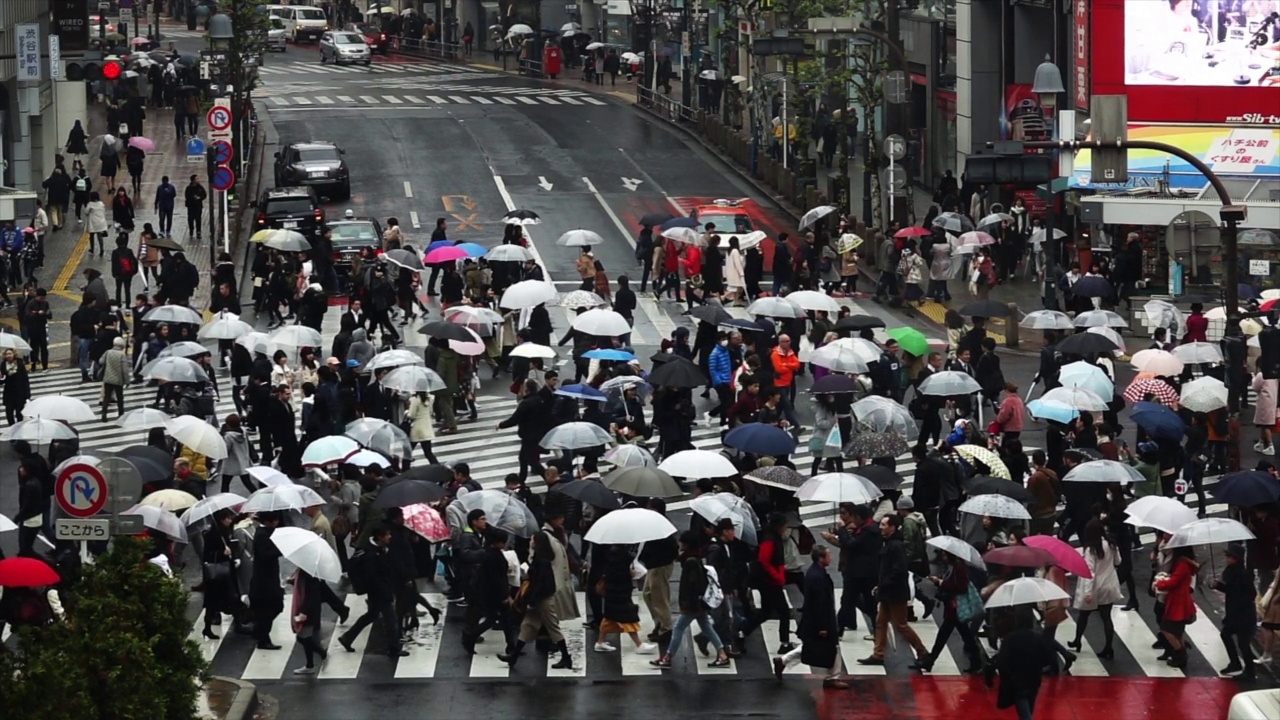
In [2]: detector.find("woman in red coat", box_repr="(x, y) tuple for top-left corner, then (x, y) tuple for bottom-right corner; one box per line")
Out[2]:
(1182, 302), (1208, 344)
(680, 244), (703, 313)
(660, 238), (682, 301)
(1153, 545), (1199, 669)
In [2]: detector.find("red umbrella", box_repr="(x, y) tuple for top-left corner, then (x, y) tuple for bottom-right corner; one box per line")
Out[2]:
(1261, 298), (1279, 312)
(982, 545), (1055, 569)
(424, 246), (468, 264)
(1123, 377), (1180, 407)
(0, 557), (61, 588)
(402, 503), (450, 542)
(894, 226), (932, 239)
(1022, 535), (1093, 578)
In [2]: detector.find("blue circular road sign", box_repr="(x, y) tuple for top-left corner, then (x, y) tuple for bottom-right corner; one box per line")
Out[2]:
(211, 140), (234, 165)
(186, 137), (206, 157)
(211, 166), (236, 192)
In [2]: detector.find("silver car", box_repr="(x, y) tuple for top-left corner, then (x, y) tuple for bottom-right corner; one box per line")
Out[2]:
(319, 31), (371, 66)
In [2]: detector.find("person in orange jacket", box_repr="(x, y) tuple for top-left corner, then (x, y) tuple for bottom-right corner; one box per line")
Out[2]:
(771, 334), (803, 429)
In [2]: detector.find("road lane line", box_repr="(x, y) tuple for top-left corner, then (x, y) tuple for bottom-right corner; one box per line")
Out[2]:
(427, 96), (447, 103)
(471, 96), (492, 104)
(319, 595), (368, 679)
(403, 181), (413, 198)
(409, 211), (420, 229)
(268, 96), (290, 105)
(449, 96), (470, 103)
(546, 591), (588, 678)
(581, 97), (606, 105)
(517, 96), (538, 104)
(618, 148), (687, 215)
(491, 174), (551, 293)
(394, 592), (447, 678)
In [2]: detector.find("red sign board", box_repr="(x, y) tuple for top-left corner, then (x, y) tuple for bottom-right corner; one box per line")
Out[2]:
(1073, 0), (1090, 111)
(55, 463), (109, 518)
(1091, 0), (1280, 125)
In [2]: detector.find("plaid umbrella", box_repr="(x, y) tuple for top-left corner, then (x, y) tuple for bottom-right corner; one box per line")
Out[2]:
(1123, 378), (1180, 406)
(844, 431), (910, 459)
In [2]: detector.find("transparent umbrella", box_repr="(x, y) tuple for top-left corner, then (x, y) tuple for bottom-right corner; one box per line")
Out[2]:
(198, 311), (254, 341)
(1, 418), (77, 442)
(159, 341), (212, 359)
(143, 304), (204, 325)
(166, 416), (228, 459)
(180, 492), (247, 525)
(851, 396), (919, 439)
(917, 371), (982, 396)
(241, 484), (325, 513)
(0, 333), (32, 352)
(690, 493), (761, 545)
(452, 490), (540, 537)
(1073, 310), (1128, 328)
(658, 449), (737, 479)
(139, 488), (199, 512)
(603, 444), (656, 468)
(1020, 310), (1074, 331)
(269, 325), (323, 349)
(541, 422), (612, 450)
(381, 365), (446, 394)
(365, 349), (426, 373)
(1062, 459), (1146, 484)
(958, 493), (1030, 520)
(345, 418), (413, 458)
(796, 473), (882, 504)
(124, 504), (188, 542)
(558, 290), (608, 310)
(143, 356), (210, 383)
(23, 396), (96, 423)
(300, 435), (361, 467)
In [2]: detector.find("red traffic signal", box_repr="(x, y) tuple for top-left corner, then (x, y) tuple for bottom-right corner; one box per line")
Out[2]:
(102, 61), (123, 80)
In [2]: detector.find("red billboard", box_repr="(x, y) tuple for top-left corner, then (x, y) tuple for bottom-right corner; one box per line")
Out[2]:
(1091, 0), (1280, 125)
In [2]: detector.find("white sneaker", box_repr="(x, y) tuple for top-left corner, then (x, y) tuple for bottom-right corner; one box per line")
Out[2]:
(636, 642), (658, 655)
(593, 642), (618, 653)
(292, 666), (317, 675)
(1255, 441), (1268, 452)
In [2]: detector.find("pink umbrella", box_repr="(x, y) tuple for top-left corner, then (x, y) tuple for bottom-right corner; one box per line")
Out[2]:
(128, 136), (156, 152)
(1022, 535), (1093, 578)
(130, 37), (150, 46)
(449, 326), (486, 356)
(21, 227), (35, 235)
(424, 246), (468, 264)
(402, 503), (450, 542)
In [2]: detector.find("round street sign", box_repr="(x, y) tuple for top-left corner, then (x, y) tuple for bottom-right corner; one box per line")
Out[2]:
(211, 140), (234, 165)
(207, 105), (233, 131)
(186, 137), (206, 157)
(56, 463), (109, 518)
(212, 165), (236, 191)
(884, 134), (907, 161)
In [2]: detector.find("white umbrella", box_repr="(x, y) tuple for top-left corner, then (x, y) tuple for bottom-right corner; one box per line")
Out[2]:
(143, 356), (210, 383)
(269, 324), (323, 349)
(823, 336), (885, 363)
(365, 348), (426, 373)
(1130, 348), (1184, 376)
(657, 449), (737, 479)
(166, 416), (228, 459)
(452, 490), (540, 537)
(139, 489), (200, 512)
(247, 465), (292, 488)
(443, 305), (505, 332)
(159, 341), (211, 359)
(809, 341), (872, 374)
(0, 333), (32, 352)
(1124, 495), (1198, 534)
(1058, 361), (1114, 399)
(689, 493), (760, 546)
(556, 229), (605, 246)
(1165, 518), (1255, 549)
(661, 226), (701, 245)
(850, 396), (918, 438)
(799, 204), (837, 230)
(926, 535), (987, 570)
(958, 494), (1031, 520)
(300, 435), (361, 467)
(747, 296), (805, 319)
(1072, 310), (1128, 328)
(1020, 310), (1074, 331)
(180, 492), (248, 525)
(242, 484), (325, 513)
(584, 507), (677, 544)
(737, 231), (769, 250)
(345, 418), (412, 458)
(984, 577), (1070, 608)
(236, 331), (271, 353)
(198, 312), (253, 341)
(585, 41), (605, 50)
(782, 290), (840, 314)
(571, 309), (631, 337)
(345, 449), (389, 468)
(124, 504), (189, 542)
(143, 304), (204, 325)
(271, 526), (343, 584)
(796, 473), (882, 504)
(509, 342), (556, 360)
(1143, 300), (1183, 333)
(541, 422), (613, 450)
(603, 444), (656, 468)
(560, 21), (581, 31)
(485, 244), (533, 262)
(1173, 342), (1224, 365)
(1062, 459), (1145, 484)
(917, 371), (982, 396)
(506, 23), (534, 36)
(23, 396), (96, 423)
(1029, 227), (1068, 245)
(559, 290), (608, 310)
(381, 365), (446, 394)
(500, 280), (557, 309)
(1180, 376), (1228, 413)
(1040, 386), (1109, 411)
(0, 418), (78, 442)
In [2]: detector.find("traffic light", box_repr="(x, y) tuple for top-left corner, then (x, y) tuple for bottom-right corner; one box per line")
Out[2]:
(64, 62), (102, 81)
(102, 60), (123, 80)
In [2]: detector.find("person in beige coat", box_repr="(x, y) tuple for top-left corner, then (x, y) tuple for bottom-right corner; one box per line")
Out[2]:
(1070, 519), (1123, 659)
(405, 391), (439, 464)
(541, 514), (581, 623)
(100, 336), (131, 420)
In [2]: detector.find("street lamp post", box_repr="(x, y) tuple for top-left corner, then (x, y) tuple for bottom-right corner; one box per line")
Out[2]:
(1031, 55), (1066, 310)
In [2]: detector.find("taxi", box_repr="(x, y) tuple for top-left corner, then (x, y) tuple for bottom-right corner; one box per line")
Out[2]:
(687, 199), (773, 265)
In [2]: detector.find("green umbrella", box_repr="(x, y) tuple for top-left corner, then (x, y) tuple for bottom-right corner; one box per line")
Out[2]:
(886, 327), (929, 357)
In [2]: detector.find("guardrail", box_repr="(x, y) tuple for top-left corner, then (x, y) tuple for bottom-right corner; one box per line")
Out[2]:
(393, 37), (466, 63)
(636, 86), (698, 125)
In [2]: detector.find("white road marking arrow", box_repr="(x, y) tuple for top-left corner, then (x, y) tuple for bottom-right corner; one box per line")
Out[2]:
(622, 177), (643, 191)
(538, 176), (554, 191)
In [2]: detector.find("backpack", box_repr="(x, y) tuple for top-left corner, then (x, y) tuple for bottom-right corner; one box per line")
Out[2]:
(74, 177), (88, 193)
(702, 564), (724, 609)
(348, 548), (371, 595)
(16, 591), (53, 625)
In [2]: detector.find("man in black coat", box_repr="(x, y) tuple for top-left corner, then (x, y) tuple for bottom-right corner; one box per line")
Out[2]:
(461, 528), (514, 654)
(859, 514), (929, 668)
(984, 614), (1054, 716)
(248, 512), (285, 649)
(772, 546), (845, 688)
(821, 503), (880, 634)
(338, 524), (407, 658)
(705, 517), (751, 654)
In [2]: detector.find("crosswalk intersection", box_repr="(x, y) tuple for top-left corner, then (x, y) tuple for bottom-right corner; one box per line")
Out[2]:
(262, 93), (607, 108)
(255, 60), (500, 79)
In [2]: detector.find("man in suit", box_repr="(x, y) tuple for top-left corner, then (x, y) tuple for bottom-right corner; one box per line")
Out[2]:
(946, 347), (977, 418)
(913, 352), (945, 447)
(341, 298), (368, 331)
(248, 511), (285, 649)
(772, 545), (846, 688)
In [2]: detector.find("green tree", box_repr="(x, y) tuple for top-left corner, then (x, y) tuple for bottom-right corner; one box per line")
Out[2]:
(0, 538), (209, 720)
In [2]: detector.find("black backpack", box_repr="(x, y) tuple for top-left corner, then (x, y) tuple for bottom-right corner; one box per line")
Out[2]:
(348, 548), (371, 595)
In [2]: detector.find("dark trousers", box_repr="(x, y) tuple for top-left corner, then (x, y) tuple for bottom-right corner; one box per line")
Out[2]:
(253, 607), (281, 646)
(929, 612), (980, 664)
(158, 207), (174, 234)
(739, 584), (789, 643)
(341, 596), (401, 656)
(638, 258), (652, 291)
(102, 383), (125, 418)
(221, 473), (258, 494)
(426, 266), (441, 295)
(839, 577), (877, 630)
(115, 276), (133, 304)
(187, 205), (203, 235)
(517, 439), (544, 480)
(710, 384), (733, 421)
(464, 599), (514, 649)
(1222, 627), (1256, 672)
(18, 525), (40, 556)
(28, 331), (49, 369)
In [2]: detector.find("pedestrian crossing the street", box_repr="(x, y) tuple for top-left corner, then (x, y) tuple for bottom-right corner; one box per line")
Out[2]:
(255, 60), (496, 78)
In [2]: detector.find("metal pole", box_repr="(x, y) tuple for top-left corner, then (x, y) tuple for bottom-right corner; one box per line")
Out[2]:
(781, 70), (788, 170)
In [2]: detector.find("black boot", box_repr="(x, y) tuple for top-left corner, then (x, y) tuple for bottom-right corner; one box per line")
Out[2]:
(499, 639), (525, 667)
(551, 640), (573, 669)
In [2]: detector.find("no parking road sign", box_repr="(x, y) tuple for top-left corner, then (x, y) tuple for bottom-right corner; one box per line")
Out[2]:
(211, 140), (234, 165)
(212, 165), (236, 191)
(56, 463), (108, 518)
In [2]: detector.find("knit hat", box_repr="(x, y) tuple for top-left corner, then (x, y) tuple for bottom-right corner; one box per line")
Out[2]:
(113, 336), (126, 348)
(896, 496), (915, 510)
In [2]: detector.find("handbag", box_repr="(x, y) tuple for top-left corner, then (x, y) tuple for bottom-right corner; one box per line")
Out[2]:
(822, 425), (842, 456)
(331, 512), (351, 538)
(202, 560), (231, 583)
(955, 582), (983, 623)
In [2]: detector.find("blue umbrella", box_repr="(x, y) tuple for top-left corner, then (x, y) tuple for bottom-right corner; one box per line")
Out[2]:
(1027, 399), (1079, 424)
(1131, 401), (1186, 442)
(426, 240), (453, 253)
(723, 423), (798, 456)
(455, 243), (488, 257)
(554, 384), (608, 402)
(584, 348), (636, 361)
(1071, 275), (1113, 298)
(1211, 470), (1280, 507)
(660, 216), (699, 231)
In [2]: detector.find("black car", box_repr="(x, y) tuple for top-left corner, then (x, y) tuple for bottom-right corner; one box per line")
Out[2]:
(273, 141), (350, 200)
(254, 186), (325, 238)
(328, 217), (384, 278)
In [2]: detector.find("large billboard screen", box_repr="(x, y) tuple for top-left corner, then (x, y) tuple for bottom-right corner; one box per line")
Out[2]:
(1092, 0), (1280, 125)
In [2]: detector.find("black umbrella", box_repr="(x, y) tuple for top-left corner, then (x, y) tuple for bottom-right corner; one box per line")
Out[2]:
(418, 321), (477, 342)
(959, 299), (1010, 317)
(810, 374), (858, 394)
(963, 475), (1034, 503)
(1071, 275), (1113, 298)
(690, 304), (733, 325)
(552, 479), (621, 510)
(1056, 331), (1119, 355)
(119, 445), (174, 486)
(835, 314), (885, 331)
(639, 212), (674, 227)
(396, 464), (455, 484)
(373, 479), (448, 509)
(719, 318), (761, 333)
(854, 464), (906, 490)
(648, 356), (708, 388)
(503, 208), (540, 222)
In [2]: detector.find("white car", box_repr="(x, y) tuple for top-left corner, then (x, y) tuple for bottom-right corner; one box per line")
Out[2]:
(280, 5), (328, 43)
(265, 17), (287, 52)
(319, 31), (371, 66)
